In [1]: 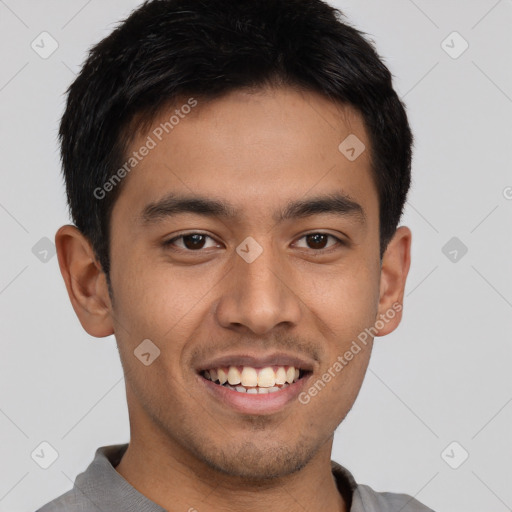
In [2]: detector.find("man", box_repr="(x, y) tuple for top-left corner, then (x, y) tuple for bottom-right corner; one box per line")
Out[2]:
(38, 0), (434, 510)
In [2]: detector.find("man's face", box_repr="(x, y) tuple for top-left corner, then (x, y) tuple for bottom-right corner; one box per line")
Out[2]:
(108, 86), (384, 479)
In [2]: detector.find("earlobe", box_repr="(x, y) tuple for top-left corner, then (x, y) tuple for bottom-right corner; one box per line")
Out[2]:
(55, 224), (114, 338)
(374, 226), (412, 337)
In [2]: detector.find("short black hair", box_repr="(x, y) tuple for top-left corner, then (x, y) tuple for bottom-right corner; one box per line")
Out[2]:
(59, 0), (413, 290)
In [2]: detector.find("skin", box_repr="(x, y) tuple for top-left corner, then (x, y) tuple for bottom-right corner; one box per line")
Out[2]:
(55, 86), (411, 512)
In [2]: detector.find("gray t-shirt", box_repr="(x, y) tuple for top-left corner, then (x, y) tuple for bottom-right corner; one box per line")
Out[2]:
(36, 444), (435, 512)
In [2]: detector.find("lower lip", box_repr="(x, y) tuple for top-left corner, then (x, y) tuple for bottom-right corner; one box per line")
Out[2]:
(197, 372), (312, 415)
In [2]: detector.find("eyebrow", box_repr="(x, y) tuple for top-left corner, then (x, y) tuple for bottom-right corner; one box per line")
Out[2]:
(139, 192), (366, 226)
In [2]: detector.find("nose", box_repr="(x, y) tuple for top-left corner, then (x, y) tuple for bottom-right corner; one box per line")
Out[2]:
(215, 244), (302, 335)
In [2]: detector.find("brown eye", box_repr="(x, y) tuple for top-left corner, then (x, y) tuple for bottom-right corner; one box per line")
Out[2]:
(294, 233), (342, 251)
(182, 234), (206, 250)
(164, 233), (219, 251)
(306, 233), (329, 249)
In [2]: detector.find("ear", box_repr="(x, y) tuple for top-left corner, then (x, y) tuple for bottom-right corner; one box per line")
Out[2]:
(374, 226), (412, 337)
(55, 224), (114, 338)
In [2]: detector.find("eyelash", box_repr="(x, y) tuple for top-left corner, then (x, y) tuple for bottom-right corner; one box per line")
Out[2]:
(162, 232), (346, 253)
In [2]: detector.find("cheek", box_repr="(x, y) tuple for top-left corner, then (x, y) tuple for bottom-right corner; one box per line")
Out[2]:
(110, 263), (201, 402)
(297, 259), (379, 410)
(111, 252), (218, 340)
(302, 258), (380, 335)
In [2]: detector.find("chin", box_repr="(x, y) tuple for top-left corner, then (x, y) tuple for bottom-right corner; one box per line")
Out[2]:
(199, 440), (313, 481)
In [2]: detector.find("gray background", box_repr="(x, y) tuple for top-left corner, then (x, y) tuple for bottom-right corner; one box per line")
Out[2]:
(1, 1), (511, 511)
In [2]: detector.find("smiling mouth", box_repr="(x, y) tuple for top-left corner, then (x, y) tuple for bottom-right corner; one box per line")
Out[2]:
(199, 365), (311, 394)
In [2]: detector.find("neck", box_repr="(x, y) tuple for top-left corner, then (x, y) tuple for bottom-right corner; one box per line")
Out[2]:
(115, 434), (346, 512)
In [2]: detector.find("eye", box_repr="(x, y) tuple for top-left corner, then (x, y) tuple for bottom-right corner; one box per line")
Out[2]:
(163, 232), (345, 253)
(163, 233), (220, 251)
(293, 232), (344, 251)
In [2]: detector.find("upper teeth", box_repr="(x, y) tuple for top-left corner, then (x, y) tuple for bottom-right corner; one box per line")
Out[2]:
(204, 366), (300, 387)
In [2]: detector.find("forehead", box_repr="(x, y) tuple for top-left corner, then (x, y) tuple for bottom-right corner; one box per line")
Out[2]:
(111, 86), (378, 228)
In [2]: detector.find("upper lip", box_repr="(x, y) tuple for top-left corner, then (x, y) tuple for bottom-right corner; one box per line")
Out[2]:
(195, 352), (316, 372)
